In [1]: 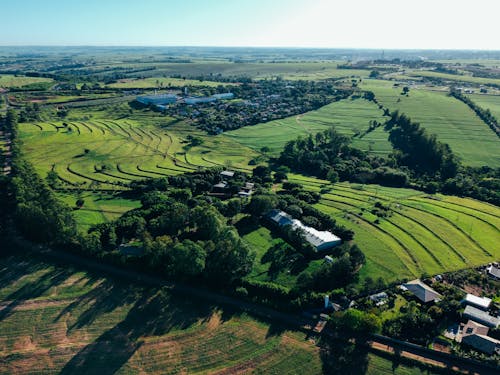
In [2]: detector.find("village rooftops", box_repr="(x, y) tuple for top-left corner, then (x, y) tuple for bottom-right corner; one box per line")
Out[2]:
(401, 279), (442, 303)
(463, 294), (491, 310)
(463, 305), (500, 328)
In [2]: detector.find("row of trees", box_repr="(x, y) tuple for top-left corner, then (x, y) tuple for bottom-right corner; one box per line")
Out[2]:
(449, 89), (500, 137)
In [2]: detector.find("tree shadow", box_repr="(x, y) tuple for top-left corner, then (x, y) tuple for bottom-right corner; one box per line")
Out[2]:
(234, 215), (260, 236)
(261, 243), (306, 280)
(0, 267), (74, 322)
(59, 286), (221, 375)
(319, 337), (369, 375)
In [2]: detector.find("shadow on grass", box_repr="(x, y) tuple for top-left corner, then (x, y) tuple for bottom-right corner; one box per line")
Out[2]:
(319, 337), (369, 375)
(0, 266), (75, 322)
(59, 285), (232, 375)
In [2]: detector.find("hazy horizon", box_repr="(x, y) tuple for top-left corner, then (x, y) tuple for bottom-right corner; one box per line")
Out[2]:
(2, 0), (499, 50)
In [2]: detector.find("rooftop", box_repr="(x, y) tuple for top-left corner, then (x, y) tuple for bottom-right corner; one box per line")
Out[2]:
(291, 219), (341, 249)
(402, 279), (442, 303)
(463, 305), (500, 328)
(464, 294), (491, 309)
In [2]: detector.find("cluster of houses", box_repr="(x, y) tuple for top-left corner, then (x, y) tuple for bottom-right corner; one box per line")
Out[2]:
(267, 209), (342, 252)
(396, 278), (500, 355)
(136, 92), (234, 110)
(210, 170), (255, 199)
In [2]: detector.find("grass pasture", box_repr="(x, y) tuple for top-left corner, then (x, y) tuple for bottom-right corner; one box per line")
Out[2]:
(106, 77), (229, 89)
(287, 174), (500, 284)
(361, 80), (500, 167)
(0, 74), (53, 88)
(0, 254), (322, 375)
(224, 97), (391, 155)
(466, 93), (500, 119)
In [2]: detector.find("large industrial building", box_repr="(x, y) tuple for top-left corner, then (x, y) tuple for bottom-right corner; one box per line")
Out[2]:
(267, 209), (342, 252)
(136, 93), (178, 105)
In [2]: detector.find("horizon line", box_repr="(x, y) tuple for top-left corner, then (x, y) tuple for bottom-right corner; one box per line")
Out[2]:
(0, 45), (499, 52)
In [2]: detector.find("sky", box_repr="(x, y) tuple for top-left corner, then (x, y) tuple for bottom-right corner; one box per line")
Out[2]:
(1, 0), (499, 49)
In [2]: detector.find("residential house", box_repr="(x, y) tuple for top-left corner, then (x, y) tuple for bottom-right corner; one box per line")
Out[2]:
(401, 279), (442, 303)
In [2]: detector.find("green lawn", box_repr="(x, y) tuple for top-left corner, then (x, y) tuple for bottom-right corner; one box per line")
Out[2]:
(467, 93), (500, 119)
(224, 97), (391, 155)
(361, 80), (500, 167)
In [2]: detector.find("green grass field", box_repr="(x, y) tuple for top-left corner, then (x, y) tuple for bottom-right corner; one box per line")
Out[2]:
(106, 77), (230, 89)
(0, 254), (323, 375)
(224, 97), (391, 155)
(466, 93), (500, 119)
(406, 70), (500, 86)
(287, 173), (500, 284)
(0, 74), (53, 88)
(361, 80), (500, 167)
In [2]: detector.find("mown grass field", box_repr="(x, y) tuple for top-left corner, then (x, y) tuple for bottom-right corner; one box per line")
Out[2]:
(106, 77), (230, 89)
(224, 97), (391, 155)
(287, 173), (500, 284)
(0, 74), (53, 88)
(467, 93), (500, 119)
(361, 80), (500, 167)
(0, 254), (322, 375)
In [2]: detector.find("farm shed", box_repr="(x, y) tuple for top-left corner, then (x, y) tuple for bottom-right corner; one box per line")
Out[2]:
(462, 294), (491, 310)
(463, 305), (500, 328)
(401, 279), (442, 303)
(267, 209), (342, 252)
(136, 94), (178, 105)
(462, 334), (500, 355)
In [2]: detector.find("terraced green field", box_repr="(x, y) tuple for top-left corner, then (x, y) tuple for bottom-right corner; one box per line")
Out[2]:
(18, 111), (259, 193)
(0, 254), (322, 375)
(225, 97), (391, 155)
(0, 74), (53, 88)
(360, 80), (500, 167)
(287, 174), (500, 284)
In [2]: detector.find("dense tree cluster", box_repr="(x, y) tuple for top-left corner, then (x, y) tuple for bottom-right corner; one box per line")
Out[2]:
(277, 127), (408, 187)
(385, 111), (460, 180)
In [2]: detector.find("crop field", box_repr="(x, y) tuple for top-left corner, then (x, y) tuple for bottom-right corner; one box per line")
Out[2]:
(113, 62), (371, 81)
(466, 93), (500, 119)
(361, 80), (500, 167)
(0, 254), (323, 375)
(287, 174), (500, 284)
(224, 97), (391, 155)
(106, 77), (230, 89)
(0, 74), (53, 88)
